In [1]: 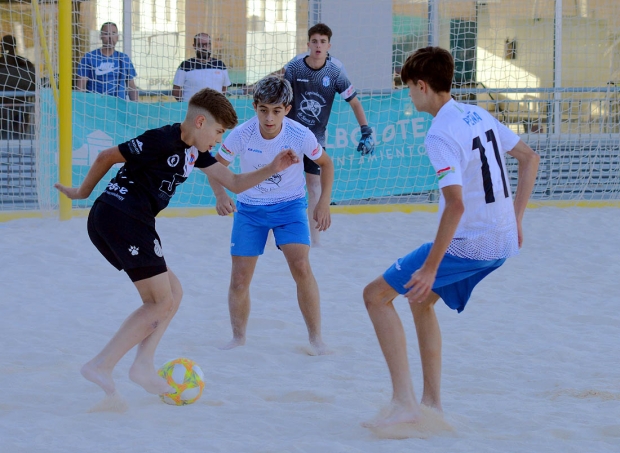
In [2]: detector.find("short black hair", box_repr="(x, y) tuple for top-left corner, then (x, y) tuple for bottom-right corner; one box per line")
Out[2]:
(400, 46), (454, 94)
(308, 23), (332, 42)
(100, 22), (118, 32)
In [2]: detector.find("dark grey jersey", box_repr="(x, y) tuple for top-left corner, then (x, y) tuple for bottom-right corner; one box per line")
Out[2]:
(284, 54), (357, 146)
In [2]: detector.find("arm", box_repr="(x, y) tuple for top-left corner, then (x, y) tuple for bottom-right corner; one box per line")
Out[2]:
(54, 146), (125, 199)
(349, 97), (369, 127)
(404, 184), (465, 303)
(76, 76), (88, 92)
(312, 152), (334, 231)
(201, 148), (299, 195)
(172, 85), (183, 102)
(507, 140), (540, 247)
(127, 79), (138, 101)
(206, 154), (236, 216)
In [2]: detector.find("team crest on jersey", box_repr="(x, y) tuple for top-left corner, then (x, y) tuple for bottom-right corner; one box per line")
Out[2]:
(322, 76), (330, 87)
(437, 166), (455, 180)
(167, 155), (180, 167)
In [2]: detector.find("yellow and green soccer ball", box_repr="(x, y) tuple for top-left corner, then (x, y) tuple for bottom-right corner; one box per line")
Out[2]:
(158, 358), (205, 405)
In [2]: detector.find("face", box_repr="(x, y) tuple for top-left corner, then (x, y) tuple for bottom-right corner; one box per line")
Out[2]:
(407, 79), (427, 113)
(194, 34), (212, 60)
(307, 34), (331, 60)
(192, 113), (226, 152)
(253, 102), (292, 139)
(100, 24), (119, 49)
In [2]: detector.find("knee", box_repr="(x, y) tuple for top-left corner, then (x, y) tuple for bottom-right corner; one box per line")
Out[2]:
(363, 284), (379, 311)
(290, 259), (313, 281)
(229, 276), (251, 295)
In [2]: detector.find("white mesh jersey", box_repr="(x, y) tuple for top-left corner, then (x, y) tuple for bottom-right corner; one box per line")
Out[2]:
(426, 99), (521, 260)
(218, 117), (322, 205)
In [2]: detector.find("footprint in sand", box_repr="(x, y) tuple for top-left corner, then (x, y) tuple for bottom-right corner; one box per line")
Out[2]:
(262, 390), (334, 404)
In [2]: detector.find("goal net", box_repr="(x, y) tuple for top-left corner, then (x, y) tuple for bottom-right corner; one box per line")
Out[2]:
(1, 0), (620, 216)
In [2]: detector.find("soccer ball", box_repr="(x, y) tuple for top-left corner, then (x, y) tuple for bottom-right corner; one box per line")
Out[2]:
(157, 357), (205, 405)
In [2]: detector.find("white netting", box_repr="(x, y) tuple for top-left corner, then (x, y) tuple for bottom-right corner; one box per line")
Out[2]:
(1, 0), (619, 216)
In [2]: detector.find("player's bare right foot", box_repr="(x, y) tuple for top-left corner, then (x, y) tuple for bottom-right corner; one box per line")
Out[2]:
(361, 401), (422, 429)
(128, 363), (174, 395)
(219, 336), (246, 350)
(81, 361), (116, 396)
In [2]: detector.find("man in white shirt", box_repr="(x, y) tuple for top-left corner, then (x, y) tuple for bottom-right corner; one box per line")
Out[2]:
(172, 33), (231, 101)
(208, 75), (334, 355)
(362, 47), (540, 429)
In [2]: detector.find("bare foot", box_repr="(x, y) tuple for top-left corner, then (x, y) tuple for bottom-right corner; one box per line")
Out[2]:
(219, 336), (246, 350)
(129, 363), (174, 395)
(306, 340), (333, 356)
(362, 401), (422, 429)
(81, 361), (116, 396)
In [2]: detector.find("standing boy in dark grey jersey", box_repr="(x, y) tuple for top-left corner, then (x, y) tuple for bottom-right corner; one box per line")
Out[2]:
(284, 23), (374, 247)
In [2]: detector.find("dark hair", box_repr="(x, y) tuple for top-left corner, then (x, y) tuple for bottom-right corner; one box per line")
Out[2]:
(188, 88), (238, 129)
(308, 23), (332, 42)
(1, 35), (16, 54)
(253, 75), (293, 107)
(400, 46), (454, 94)
(100, 22), (118, 32)
(193, 33), (211, 47)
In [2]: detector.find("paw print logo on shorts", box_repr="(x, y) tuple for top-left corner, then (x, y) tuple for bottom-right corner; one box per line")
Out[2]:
(154, 239), (163, 257)
(129, 245), (139, 256)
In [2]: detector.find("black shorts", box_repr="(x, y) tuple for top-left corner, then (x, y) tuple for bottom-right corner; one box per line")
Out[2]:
(87, 201), (167, 282)
(303, 154), (321, 175)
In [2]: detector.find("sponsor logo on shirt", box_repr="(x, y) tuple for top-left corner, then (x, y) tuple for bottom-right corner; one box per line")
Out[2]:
(296, 78), (309, 82)
(128, 245), (139, 256)
(167, 155), (180, 167)
(437, 166), (455, 180)
(341, 85), (355, 99)
(311, 144), (321, 156)
(298, 92), (327, 125)
(95, 62), (116, 76)
(322, 76), (330, 87)
(248, 147), (263, 154)
(128, 139), (143, 154)
(221, 144), (233, 155)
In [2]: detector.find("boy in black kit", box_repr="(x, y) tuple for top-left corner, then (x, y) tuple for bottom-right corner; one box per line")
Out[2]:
(55, 88), (298, 405)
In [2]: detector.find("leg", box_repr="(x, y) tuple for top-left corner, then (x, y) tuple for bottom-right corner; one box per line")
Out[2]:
(81, 270), (178, 396)
(362, 276), (422, 427)
(305, 172), (322, 247)
(129, 268), (183, 394)
(280, 243), (328, 355)
(220, 255), (259, 350)
(409, 292), (442, 412)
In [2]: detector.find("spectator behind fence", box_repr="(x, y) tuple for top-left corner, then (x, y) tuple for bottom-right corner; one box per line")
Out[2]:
(172, 33), (231, 101)
(0, 35), (36, 138)
(77, 22), (138, 101)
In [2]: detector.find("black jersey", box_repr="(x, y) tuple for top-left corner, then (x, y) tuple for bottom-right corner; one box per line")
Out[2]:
(284, 54), (356, 146)
(98, 123), (217, 226)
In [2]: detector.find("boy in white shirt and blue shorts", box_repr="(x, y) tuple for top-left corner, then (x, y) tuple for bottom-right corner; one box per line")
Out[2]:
(208, 75), (334, 356)
(362, 47), (540, 429)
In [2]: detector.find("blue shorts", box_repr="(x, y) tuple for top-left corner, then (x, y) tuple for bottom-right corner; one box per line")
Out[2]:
(231, 198), (310, 256)
(383, 242), (506, 313)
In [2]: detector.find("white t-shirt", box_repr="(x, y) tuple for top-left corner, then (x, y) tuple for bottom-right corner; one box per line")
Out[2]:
(218, 117), (322, 205)
(172, 58), (231, 101)
(425, 99), (521, 260)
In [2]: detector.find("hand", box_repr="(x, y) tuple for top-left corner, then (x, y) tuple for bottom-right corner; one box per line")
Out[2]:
(54, 183), (86, 200)
(403, 266), (436, 304)
(312, 200), (331, 232)
(271, 148), (300, 172)
(215, 193), (236, 216)
(357, 125), (374, 156)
